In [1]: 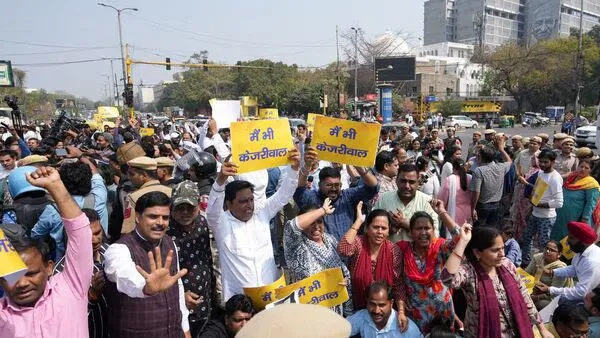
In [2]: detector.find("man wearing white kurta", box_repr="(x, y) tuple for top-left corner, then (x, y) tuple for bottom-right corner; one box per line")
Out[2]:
(206, 152), (300, 302)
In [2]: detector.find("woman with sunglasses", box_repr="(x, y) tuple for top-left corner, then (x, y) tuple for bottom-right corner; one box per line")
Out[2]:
(525, 240), (573, 310)
(283, 198), (352, 316)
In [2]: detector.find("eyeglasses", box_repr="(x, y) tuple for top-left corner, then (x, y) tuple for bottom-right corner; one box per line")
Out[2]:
(564, 324), (589, 338)
(544, 246), (559, 253)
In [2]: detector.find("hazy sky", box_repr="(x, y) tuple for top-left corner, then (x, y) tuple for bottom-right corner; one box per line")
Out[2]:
(2, 0), (425, 101)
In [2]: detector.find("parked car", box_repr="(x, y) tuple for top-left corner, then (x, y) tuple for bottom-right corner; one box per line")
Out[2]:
(523, 112), (550, 125)
(575, 125), (597, 148)
(445, 115), (479, 129)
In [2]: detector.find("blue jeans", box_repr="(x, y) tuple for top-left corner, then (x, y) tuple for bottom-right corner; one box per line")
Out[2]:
(522, 215), (556, 266)
(475, 202), (501, 229)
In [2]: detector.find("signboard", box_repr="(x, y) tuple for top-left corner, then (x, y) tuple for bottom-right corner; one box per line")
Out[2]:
(0, 61), (14, 87)
(379, 86), (393, 124)
(374, 57), (416, 82)
(230, 118), (293, 173)
(312, 115), (380, 167)
(0, 229), (27, 286)
(430, 100), (502, 113)
(275, 268), (349, 308)
(141, 88), (155, 104)
(97, 106), (121, 119)
(530, 177), (549, 207)
(517, 268), (535, 294)
(258, 108), (279, 119)
(209, 99), (241, 129)
(139, 128), (155, 137)
(560, 236), (575, 260)
(306, 113), (318, 133)
(243, 268), (349, 310)
(243, 273), (287, 310)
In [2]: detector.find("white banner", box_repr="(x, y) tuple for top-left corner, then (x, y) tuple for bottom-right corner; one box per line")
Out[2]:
(141, 87), (155, 103)
(210, 99), (241, 129)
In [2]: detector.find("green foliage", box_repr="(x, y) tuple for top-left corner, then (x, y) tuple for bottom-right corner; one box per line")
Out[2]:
(437, 100), (463, 117)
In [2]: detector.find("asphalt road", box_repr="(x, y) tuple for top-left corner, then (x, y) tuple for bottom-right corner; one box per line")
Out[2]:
(453, 123), (563, 141)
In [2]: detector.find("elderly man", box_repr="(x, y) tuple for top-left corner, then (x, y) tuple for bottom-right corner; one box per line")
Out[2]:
(396, 123), (414, 149)
(206, 150), (300, 301)
(374, 163), (439, 242)
(511, 134), (524, 154)
(0, 166), (92, 337)
(104, 191), (190, 338)
(536, 221), (600, 304)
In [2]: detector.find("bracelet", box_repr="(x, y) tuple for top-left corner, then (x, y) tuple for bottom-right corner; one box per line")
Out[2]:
(349, 227), (359, 232)
(451, 251), (463, 260)
(321, 207), (328, 215)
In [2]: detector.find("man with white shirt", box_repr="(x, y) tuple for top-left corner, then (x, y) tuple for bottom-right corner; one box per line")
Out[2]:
(521, 149), (563, 266)
(536, 221), (600, 304)
(103, 191), (191, 338)
(206, 150), (300, 302)
(0, 149), (18, 179)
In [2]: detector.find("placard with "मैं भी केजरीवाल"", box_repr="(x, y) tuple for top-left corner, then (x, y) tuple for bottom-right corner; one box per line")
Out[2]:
(230, 118), (294, 174)
(311, 115), (381, 167)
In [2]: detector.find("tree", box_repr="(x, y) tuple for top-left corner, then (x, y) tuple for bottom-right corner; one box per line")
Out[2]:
(437, 100), (462, 117)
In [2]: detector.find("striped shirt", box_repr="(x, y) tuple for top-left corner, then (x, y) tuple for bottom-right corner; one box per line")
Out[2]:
(53, 242), (110, 338)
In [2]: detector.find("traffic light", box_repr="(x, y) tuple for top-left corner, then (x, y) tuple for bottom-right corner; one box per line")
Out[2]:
(203, 59), (208, 72)
(123, 83), (134, 107)
(166, 57), (171, 70)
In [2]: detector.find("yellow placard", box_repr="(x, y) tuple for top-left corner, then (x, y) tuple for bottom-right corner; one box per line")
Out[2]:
(306, 113), (318, 133)
(97, 106), (121, 119)
(530, 177), (549, 206)
(243, 273), (286, 310)
(139, 128), (155, 137)
(0, 229), (28, 286)
(429, 100), (502, 113)
(312, 115), (380, 167)
(230, 118), (293, 174)
(258, 108), (279, 119)
(275, 268), (349, 308)
(560, 236), (575, 260)
(517, 268), (536, 294)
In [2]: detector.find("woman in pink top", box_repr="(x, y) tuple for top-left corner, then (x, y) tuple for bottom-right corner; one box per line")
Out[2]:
(438, 158), (472, 226)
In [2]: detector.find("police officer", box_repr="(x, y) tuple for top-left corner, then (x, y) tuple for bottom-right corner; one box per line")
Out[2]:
(121, 156), (172, 234)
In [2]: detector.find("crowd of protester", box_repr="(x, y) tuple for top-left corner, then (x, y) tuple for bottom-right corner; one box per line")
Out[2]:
(0, 115), (600, 338)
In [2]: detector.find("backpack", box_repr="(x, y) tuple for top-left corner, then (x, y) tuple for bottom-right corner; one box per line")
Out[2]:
(4, 194), (53, 235)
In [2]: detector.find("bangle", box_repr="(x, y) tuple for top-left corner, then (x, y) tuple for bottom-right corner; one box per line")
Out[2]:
(321, 207), (328, 215)
(349, 227), (359, 232)
(451, 251), (463, 260)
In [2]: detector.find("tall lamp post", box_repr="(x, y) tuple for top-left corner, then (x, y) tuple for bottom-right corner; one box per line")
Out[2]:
(98, 3), (138, 100)
(351, 26), (360, 117)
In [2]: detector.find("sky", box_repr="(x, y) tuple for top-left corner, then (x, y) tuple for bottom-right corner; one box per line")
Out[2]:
(2, 0), (425, 101)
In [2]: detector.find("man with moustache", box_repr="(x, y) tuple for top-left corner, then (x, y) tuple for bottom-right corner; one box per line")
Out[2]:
(103, 191), (191, 338)
(536, 221), (600, 303)
(347, 281), (421, 337)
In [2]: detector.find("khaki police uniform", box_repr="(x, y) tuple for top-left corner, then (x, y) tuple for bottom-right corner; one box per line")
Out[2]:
(121, 157), (173, 234)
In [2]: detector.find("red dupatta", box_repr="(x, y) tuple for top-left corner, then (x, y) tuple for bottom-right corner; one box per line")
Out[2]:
(351, 236), (394, 309)
(398, 238), (445, 286)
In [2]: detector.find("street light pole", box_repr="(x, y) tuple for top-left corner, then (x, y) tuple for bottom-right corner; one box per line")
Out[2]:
(98, 3), (138, 104)
(351, 27), (360, 118)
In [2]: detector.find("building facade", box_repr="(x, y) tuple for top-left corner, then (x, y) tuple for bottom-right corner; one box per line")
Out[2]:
(424, 0), (600, 48)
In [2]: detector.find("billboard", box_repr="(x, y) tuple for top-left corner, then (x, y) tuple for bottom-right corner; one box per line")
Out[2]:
(0, 61), (14, 87)
(141, 88), (155, 104)
(429, 100), (502, 113)
(374, 57), (416, 82)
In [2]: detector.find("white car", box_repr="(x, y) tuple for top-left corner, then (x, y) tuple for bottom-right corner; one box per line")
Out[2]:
(445, 115), (479, 129)
(575, 125), (596, 148)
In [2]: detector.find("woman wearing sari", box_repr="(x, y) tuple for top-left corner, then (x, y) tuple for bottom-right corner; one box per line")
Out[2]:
(524, 240), (573, 310)
(438, 158), (472, 226)
(551, 158), (600, 241)
(283, 198), (353, 316)
(397, 199), (461, 333)
(443, 226), (553, 338)
(338, 202), (408, 328)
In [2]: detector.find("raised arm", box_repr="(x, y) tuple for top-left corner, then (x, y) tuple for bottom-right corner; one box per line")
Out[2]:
(443, 224), (472, 275)
(495, 136), (512, 164)
(262, 149), (301, 221)
(341, 201), (364, 248)
(206, 161), (238, 229)
(295, 198), (335, 230)
(298, 147), (318, 189)
(27, 166), (92, 298)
